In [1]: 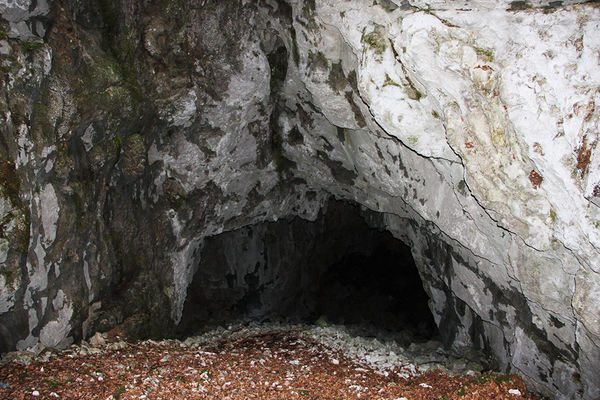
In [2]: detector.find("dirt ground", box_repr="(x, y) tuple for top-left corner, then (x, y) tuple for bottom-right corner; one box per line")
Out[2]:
(0, 327), (538, 400)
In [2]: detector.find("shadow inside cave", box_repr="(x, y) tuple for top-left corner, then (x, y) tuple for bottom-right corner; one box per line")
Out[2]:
(177, 200), (439, 346)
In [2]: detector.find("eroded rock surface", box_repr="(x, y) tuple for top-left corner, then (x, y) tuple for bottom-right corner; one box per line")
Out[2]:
(0, 1), (599, 399)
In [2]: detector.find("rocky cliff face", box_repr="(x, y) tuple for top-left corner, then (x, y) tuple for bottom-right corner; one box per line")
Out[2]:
(0, 0), (598, 398)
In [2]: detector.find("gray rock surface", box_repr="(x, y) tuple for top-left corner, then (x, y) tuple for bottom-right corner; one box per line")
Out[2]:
(0, 1), (599, 399)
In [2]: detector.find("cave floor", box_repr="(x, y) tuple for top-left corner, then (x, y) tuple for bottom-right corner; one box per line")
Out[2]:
(0, 323), (537, 400)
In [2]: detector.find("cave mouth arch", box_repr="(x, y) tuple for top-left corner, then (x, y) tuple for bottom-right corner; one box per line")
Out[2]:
(177, 200), (439, 344)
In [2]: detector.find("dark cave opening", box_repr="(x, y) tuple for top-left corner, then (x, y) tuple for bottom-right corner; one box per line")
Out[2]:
(177, 200), (438, 344)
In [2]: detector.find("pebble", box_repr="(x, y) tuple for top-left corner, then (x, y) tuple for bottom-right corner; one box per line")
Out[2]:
(108, 341), (128, 351)
(89, 332), (106, 347)
(32, 390), (39, 396)
(181, 321), (485, 379)
(508, 388), (522, 395)
(1, 351), (36, 366)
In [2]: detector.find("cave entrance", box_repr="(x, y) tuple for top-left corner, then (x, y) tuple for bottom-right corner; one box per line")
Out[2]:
(177, 200), (438, 344)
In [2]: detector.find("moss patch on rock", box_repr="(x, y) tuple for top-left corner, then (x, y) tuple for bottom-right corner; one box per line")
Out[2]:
(0, 159), (30, 254)
(361, 27), (387, 55)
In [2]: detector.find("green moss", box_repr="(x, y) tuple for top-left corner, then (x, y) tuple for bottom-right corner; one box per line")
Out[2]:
(21, 41), (44, 51)
(0, 260), (15, 286)
(103, 232), (115, 245)
(455, 372), (520, 396)
(382, 73), (402, 88)
(475, 47), (495, 62)
(431, 110), (440, 119)
(301, 0), (317, 25)
(112, 136), (122, 150)
(83, 55), (121, 84)
(549, 208), (557, 224)
(406, 136), (418, 146)
(113, 385), (126, 400)
(0, 30), (7, 40)
(13, 211), (30, 253)
(0, 160), (20, 201)
(42, 378), (62, 388)
(0, 160), (30, 254)
(404, 77), (423, 100)
(361, 27), (386, 55)
(490, 125), (506, 147)
(71, 48), (142, 117)
(31, 83), (54, 140)
(93, 0), (144, 107)
(160, 0), (185, 17)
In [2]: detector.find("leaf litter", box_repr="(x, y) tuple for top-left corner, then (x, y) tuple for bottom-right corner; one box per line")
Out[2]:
(0, 322), (538, 400)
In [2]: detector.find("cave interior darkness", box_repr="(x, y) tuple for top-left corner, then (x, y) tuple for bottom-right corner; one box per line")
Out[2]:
(177, 200), (439, 345)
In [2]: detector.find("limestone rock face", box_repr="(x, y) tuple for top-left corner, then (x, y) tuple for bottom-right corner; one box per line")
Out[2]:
(0, 1), (599, 399)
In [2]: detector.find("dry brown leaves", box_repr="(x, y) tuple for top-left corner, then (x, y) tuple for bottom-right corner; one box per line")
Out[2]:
(0, 330), (538, 400)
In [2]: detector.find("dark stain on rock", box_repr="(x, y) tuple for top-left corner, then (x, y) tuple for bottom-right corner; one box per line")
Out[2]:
(543, 0), (564, 11)
(287, 126), (304, 145)
(549, 314), (566, 329)
(321, 136), (334, 152)
(296, 105), (315, 130)
(162, 177), (185, 205)
(317, 150), (357, 185)
(307, 50), (329, 72)
(336, 127), (346, 143)
(376, 0), (399, 12)
(346, 70), (359, 93)
(290, 26), (300, 67)
(327, 62), (347, 93)
(375, 143), (385, 160)
(267, 41), (289, 100)
(457, 180), (468, 196)
(398, 156), (409, 178)
(250, 119), (274, 170)
(345, 91), (366, 128)
(508, 1), (532, 11)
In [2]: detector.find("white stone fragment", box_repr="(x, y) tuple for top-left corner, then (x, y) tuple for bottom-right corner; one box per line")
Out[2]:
(89, 332), (106, 347)
(39, 295), (73, 349)
(81, 124), (95, 152)
(39, 183), (59, 247)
